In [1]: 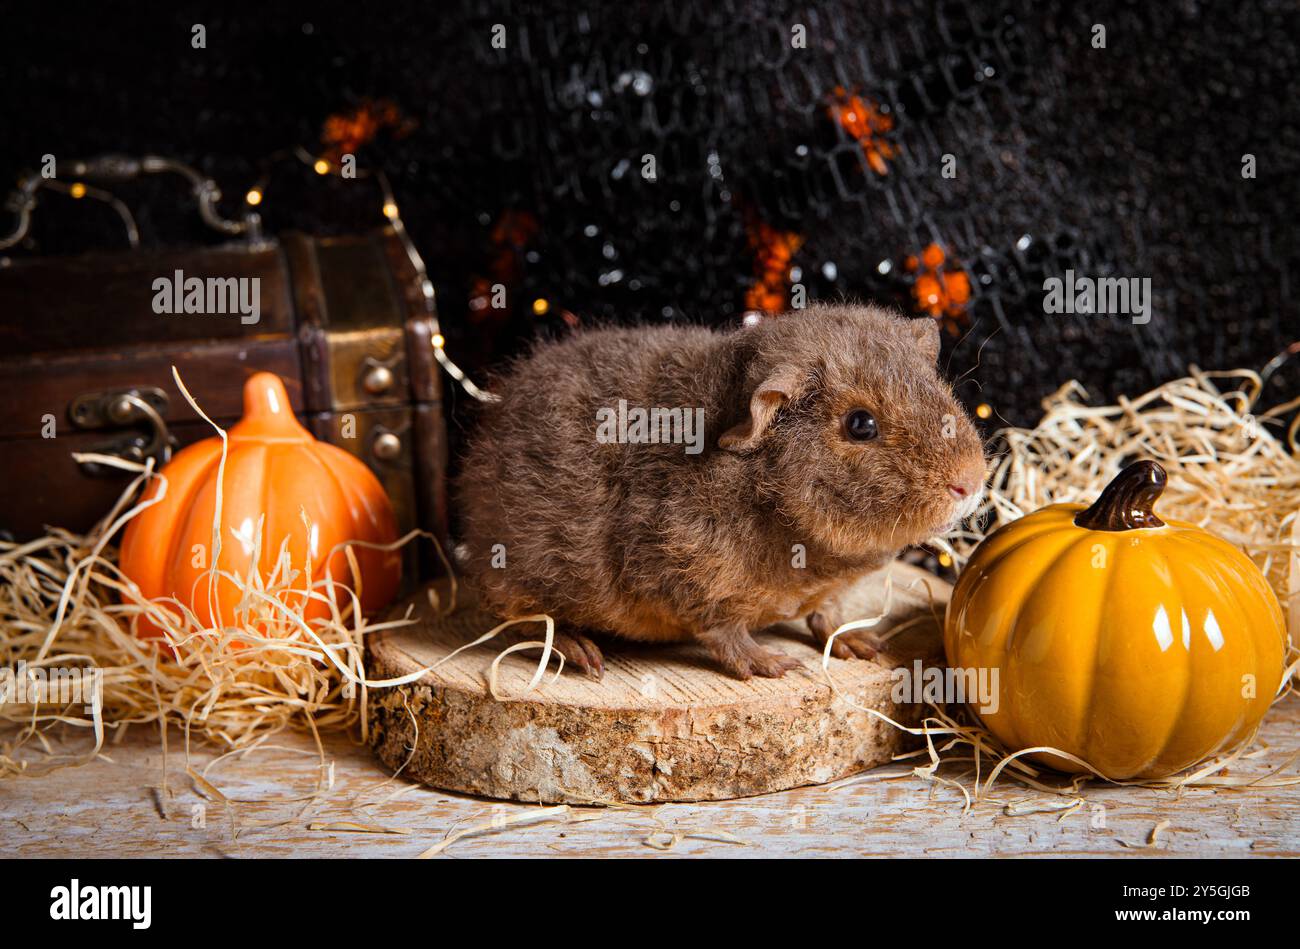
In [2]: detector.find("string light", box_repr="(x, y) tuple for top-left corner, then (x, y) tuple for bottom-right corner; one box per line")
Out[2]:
(976, 403), (992, 420)
(3, 178), (146, 250)
(1, 147), (493, 402)
(239, 146), (495, 401)
(938, 552), (953, 568)
(532, 297), (549, 316)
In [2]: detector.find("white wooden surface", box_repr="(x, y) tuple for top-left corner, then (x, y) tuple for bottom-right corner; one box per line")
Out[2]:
(4, 695), (1298, 857)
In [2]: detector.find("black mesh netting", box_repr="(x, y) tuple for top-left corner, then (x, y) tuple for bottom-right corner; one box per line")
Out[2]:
(4, 0), (1298, 439)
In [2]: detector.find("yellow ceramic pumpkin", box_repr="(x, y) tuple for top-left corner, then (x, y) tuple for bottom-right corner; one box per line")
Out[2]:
(944, 461), (1286, 780)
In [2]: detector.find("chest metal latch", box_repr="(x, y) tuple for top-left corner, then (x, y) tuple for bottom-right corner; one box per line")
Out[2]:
(68, 386), (175, 476)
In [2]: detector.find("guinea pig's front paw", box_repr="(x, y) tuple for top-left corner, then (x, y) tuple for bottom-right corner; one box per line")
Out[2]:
(808, 611), (881, 661)
(699, 625), (803, 680)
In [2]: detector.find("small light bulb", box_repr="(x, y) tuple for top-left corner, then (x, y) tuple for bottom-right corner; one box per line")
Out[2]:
(313, 159), (330, 175)
(938, 552), (953, 567)
(246, 189), (263, 206)
(382, 202), (399, 219)
(976, 403), (992, 419)
(532, 298), (550, 316)
(431, 333), (445, 349)
(70, 182), (87, 199)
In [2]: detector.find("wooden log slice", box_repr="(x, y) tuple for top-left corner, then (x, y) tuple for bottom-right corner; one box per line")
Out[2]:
(367, 561), (951, 804)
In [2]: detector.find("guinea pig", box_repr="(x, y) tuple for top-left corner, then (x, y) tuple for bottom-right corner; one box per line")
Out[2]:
(455, 303), (987, 680)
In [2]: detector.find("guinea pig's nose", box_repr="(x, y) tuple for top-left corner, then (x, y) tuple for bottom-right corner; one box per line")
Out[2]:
(948, 461), (987, 502)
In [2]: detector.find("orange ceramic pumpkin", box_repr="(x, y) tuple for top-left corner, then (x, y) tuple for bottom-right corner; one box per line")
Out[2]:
(119, 372), (401, 639)
(945, 461), (1286, 780)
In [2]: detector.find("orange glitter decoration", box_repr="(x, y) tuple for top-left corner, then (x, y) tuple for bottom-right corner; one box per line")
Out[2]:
(904, 242), (973, 335)
(745, 220), (805, 313)
(827, 87), (898, 176)
(320, 98), (416, 162)
(469, 210), (540, 317)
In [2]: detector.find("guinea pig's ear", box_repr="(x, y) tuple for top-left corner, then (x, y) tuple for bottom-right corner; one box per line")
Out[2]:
(718, 364), (801, 453)
(908, 317), (941, 363)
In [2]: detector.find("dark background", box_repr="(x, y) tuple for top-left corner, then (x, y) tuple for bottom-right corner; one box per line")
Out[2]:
(3, 0), (1297, 439)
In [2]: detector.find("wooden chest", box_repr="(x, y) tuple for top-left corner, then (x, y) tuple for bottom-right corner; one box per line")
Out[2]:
(0, 228), (449, 574)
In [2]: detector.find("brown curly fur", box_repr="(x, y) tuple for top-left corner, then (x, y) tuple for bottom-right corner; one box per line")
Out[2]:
(455, 303), (987, 679)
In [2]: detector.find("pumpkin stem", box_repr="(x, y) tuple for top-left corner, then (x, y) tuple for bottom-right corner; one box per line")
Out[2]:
(1074, 460), (1167, 531)
(231, 372), (310, 441)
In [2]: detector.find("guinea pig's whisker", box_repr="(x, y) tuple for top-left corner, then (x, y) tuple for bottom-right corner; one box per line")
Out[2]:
(952, 326), (1002, 388)
(944, 316), (984, 376)
(888, 508), (906, 545)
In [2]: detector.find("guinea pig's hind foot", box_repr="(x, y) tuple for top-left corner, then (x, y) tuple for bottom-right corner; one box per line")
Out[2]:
(807, 611), (880, 661)
(699, 625), (802, 680)
(491, 622), (605, 679)
(551, 630), (605, 679)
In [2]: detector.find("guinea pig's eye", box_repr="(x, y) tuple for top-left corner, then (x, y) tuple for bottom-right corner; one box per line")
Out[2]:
(843, 409), (879, 442)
